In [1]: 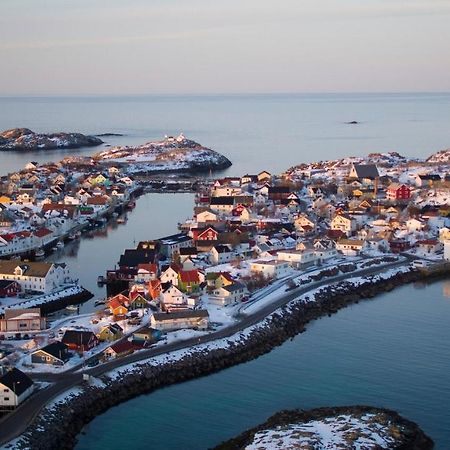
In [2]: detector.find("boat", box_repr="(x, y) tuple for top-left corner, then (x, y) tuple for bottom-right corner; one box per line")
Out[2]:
(117, 217), (127, 224)
(97, 275), (106, 285)
(35, 249), (45, 259)
(65, 305), (79, 311)
(94, 299), (106, 306)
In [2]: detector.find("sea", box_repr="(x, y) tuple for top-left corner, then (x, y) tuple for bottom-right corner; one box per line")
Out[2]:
(0, 93), (449, 449)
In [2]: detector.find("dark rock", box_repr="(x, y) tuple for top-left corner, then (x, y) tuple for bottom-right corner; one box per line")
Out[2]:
(212, 406), (434, 450)
(0, 128), (103, 151)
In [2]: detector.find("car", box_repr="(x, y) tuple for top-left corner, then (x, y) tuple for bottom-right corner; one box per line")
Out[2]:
(87, 359), (99, 367)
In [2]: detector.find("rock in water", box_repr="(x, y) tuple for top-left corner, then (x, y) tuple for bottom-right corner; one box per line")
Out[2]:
(213, 406), (434, 450)
(0, 128), (103, 151)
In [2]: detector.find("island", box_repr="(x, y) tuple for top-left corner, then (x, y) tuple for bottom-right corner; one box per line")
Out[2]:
(0, 128), (103, 151)
(92, 133), (232, 173)
(213, 406), (434, 450)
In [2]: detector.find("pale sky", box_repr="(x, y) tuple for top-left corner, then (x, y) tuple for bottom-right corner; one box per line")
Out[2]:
(1, 0), (450, 95)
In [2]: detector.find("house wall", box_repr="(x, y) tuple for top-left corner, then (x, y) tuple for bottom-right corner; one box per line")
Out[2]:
(0, 383), (34, 408)
(150, 316), (209, 331)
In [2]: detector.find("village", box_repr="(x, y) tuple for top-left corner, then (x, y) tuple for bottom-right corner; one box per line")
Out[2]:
(0, 149), (450, 411)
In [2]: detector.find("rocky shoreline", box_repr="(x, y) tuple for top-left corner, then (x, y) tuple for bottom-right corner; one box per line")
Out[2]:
(212, 405), (434, 449)
(12, 267), (448, 450)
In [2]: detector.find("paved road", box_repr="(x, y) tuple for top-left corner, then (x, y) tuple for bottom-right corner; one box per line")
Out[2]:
(0, 258), (410, 446)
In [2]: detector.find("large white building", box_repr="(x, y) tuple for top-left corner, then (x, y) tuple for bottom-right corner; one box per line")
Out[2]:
(0, 261), (72, 293)
(0, 368), (34, 409)
(250, 260), (290, 279)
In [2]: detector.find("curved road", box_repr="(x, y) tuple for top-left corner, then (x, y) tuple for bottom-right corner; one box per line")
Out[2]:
(0, 259), (410, 446)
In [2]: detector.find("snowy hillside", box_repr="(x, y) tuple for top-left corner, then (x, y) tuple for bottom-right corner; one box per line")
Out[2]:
(0, 128), (103, 151)
(93, 133), (232, 173)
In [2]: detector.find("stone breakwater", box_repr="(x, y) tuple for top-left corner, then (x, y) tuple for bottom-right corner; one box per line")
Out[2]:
(212, 405), (434, 450)
(15, 267), (448, 450)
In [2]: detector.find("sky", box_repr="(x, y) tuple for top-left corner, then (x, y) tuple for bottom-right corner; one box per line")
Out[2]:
(1, 0), (450, 95)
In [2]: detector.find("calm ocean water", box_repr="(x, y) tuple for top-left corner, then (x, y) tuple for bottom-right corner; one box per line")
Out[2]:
(1, 94), (450, 448)
(1, 93), (450, 176)
(76, 281), (450, 450)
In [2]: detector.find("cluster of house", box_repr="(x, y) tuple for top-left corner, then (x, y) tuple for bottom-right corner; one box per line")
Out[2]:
(101, 162), (450, 321)
(0, 161), (137, 257)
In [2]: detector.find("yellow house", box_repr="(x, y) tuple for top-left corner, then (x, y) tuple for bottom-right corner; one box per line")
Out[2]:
(215, 273), (234, 289)
(352, 189), (363, 197)
(88, 174), (107, 186)
(98, 323), (124, 342)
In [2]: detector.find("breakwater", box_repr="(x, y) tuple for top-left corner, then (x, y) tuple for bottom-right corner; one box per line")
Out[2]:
(212, 405), (434, 450)
(15, 266), (449, 450)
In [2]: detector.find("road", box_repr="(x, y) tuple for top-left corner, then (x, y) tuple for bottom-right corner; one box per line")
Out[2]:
(0, 258), (410, 446)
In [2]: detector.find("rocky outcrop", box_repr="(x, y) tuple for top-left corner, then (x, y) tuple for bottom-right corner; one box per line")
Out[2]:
(14, 267), (448, 450)
(0, 128), (103, 151)
(213, 406), (434, 450)
(426, 149), (450, 164)
(93, 133), (232, 173)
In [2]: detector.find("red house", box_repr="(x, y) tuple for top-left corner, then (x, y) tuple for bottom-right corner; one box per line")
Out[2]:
(386, 183), (411, 200)
(0, 280), (21, 297)
(62, 330), (99, 352)
(192, 226), (218, 242)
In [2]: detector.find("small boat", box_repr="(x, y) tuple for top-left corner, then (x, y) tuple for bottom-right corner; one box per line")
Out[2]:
(65, 305), (79, 311)
(94, 299), (106, 306)
(35, 249), (45, 259)
(117, 217), (127, 224)
(97, 275), (106, 285)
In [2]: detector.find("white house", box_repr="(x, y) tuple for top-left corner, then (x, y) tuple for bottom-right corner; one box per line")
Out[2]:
(0, 368), (34, 409)
(209, 282), (247, 306)
(336, 239), (366, 256)
(151, 310), (209, 331)
(406, 218), (426, 233)
(160, 266), (179, 286)
(331, 214), (357, 234)
(210, 244), (233, 265)
(277, 249), (319, 268)
(0, 261), (72, 293)
(250, 260), (290, 279)
(160, 283), (186, 308)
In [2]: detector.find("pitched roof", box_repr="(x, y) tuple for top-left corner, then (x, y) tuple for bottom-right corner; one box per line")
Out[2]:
(0, 368), (33, 396)
(37, 342), (69, 360)
(351, 164), (379, 179)
(118, 249), (156, 267)
(153, 309), (209, 321)
(0, 261), (53, 278)
(179, 270), (200, 283)
(62, 330), (97, 346)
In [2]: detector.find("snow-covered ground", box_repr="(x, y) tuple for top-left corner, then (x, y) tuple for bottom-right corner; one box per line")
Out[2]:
(0, 284), (84, 314)
(245, 413), (399, 450)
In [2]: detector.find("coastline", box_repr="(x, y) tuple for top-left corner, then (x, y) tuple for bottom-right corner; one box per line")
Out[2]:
(10, 265), (449, 450)
(213, 406), (434, 450)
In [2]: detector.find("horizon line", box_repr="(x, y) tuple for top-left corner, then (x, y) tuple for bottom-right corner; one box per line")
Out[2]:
(1, 90), (450, 99)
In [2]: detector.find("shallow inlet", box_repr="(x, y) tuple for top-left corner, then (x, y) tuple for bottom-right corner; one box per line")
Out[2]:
(76, 280), (450, 450)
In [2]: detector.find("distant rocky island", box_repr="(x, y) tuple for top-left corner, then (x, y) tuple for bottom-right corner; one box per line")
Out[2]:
(0, 128), (103, 151)
(92, 133), (232, 173)
(213, 406), (434, 450)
